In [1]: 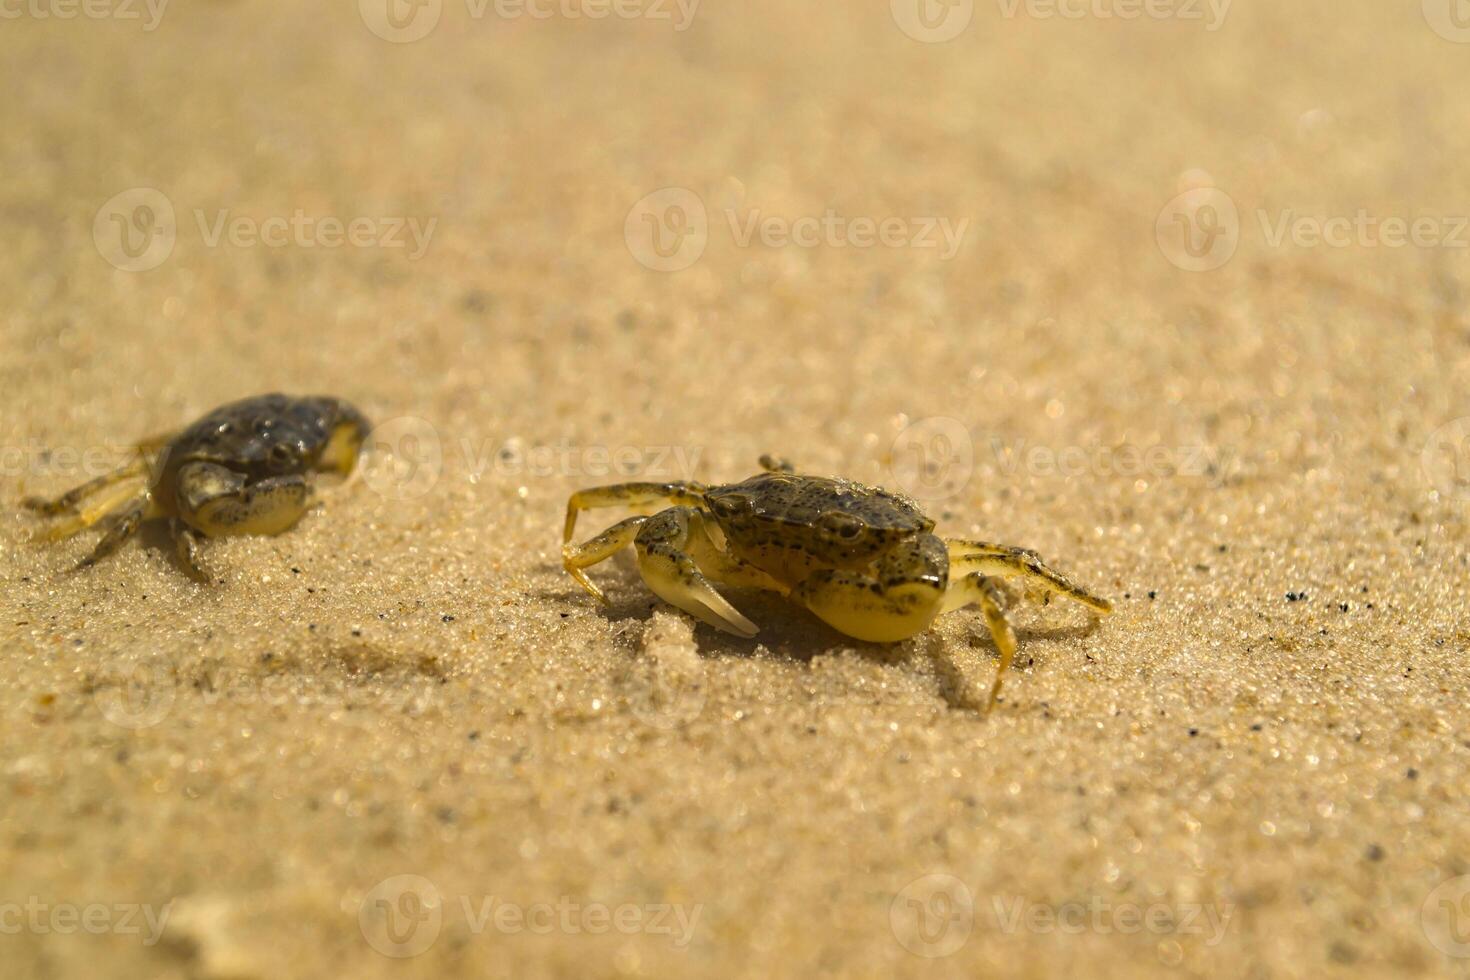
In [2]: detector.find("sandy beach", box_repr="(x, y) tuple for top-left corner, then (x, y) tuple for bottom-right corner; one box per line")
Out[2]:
(3, 1), (1469, 977)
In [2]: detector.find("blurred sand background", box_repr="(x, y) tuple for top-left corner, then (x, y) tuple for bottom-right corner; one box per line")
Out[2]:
(3, 0), (1470, 977)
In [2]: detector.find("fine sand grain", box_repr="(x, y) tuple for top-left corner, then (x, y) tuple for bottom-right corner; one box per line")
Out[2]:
(3, 2), (1469, 977)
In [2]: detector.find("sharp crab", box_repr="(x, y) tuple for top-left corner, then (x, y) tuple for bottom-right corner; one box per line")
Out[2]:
(563, 455), (1112, 709)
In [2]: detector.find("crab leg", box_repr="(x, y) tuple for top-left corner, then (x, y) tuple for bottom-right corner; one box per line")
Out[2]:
(947, 541), (1112, 614)
(74, 497), (149, 571)
(170, 519), (210, 582)
(944, 539), (1042, 560)
(634, 508), (758, 638)
(563, 516), (649, 603)
(562, 481), (707, 547)
(22, 459), (149, 517)
(941, 572), (1018, 711)
(30, 479), (153, 543)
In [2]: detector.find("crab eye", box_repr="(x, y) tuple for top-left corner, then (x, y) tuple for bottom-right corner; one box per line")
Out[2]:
(819, 511), (864, 539)
(710, 493), (751, 516)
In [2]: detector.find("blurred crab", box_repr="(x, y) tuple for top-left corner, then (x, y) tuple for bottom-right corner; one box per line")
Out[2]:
(563, 455), (1112, 709)
(24, 393), (368, 580)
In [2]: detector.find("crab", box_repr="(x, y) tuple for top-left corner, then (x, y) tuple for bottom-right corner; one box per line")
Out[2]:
(24, 393), (369, 580)
(562, 456), (1112, 708)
